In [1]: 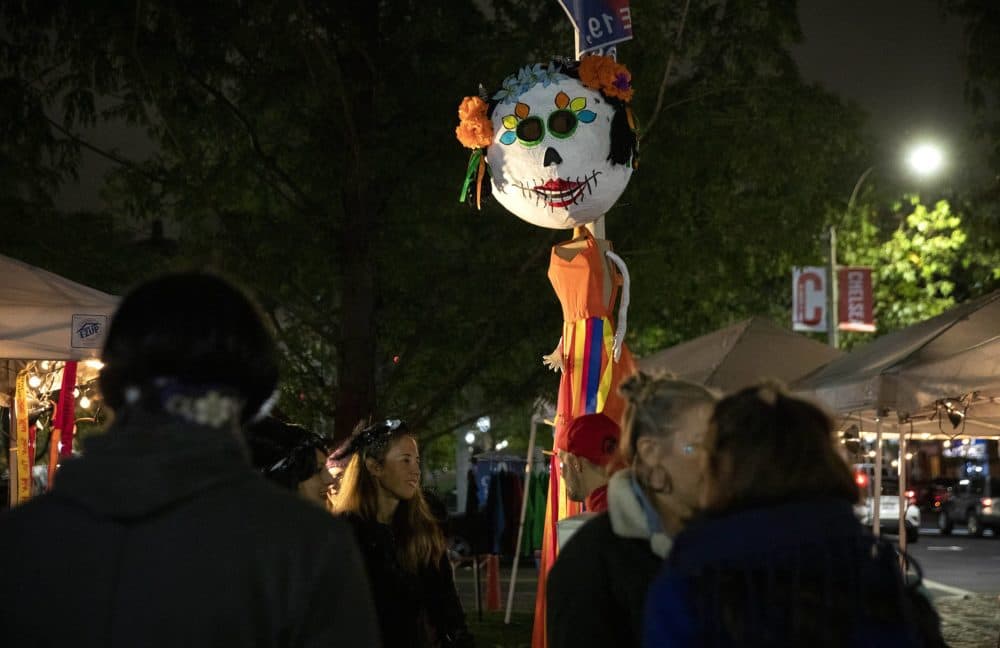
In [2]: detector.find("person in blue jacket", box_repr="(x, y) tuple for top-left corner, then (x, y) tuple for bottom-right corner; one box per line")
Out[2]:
(644, 382), (940, 648)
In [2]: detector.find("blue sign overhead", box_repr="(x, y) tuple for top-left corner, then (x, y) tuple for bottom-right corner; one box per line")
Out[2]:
(558, 0), (634, 55)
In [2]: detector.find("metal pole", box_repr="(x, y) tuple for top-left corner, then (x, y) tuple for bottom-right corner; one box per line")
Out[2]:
(828, 225), (839, 349)
(830, 165), (875, 350)
(898, 426), (909, 555)
(873, 416), (883, 537)
(505, 416), (539, 624)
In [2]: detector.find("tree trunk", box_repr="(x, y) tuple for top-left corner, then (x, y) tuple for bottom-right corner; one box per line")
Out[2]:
(333, 3), (379, 442)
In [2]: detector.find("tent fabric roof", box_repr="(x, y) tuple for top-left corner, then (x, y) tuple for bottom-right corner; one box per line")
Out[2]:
(794, 290), (1000, 418)
(0, 254), (119, 361)
(638, 317), (843, 392)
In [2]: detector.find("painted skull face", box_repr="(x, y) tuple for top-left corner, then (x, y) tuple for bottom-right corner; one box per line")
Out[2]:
(486, 76), (632, 230)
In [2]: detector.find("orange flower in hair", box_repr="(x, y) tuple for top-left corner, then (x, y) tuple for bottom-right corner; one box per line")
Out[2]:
(455, 96), (494, 149)
(578, 54), (633, 103)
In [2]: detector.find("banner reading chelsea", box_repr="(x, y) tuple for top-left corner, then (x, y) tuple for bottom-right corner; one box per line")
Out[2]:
(558, 0), (633, 57)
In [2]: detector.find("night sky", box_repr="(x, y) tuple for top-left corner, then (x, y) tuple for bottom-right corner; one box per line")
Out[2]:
(55, 0), (975, 212)
(794, 0), (975, 187)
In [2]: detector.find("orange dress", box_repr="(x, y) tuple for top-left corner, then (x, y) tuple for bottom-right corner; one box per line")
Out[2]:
(532, 229), (636, 648)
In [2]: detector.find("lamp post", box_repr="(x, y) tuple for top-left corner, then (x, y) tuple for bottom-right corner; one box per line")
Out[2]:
(828, 142), (944, 349)
(828, 165), (875, 349)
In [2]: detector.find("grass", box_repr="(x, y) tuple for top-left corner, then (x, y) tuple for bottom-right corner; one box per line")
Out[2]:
(467, 611), (534, 648)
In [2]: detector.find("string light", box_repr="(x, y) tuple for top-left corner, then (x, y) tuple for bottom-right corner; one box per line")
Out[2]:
(80, 396), (92, 409)
(28, 375), (42, 388)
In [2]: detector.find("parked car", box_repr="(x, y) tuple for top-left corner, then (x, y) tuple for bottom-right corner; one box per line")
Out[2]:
(936, 476), (1000, 537)
(853, 466), (920, 543)
(912, 477), (959, 511)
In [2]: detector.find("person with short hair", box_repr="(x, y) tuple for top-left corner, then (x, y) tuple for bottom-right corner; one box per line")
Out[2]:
(643, 383), (941, 647)
(546, 372), (718, 648)
(554, 412), (621, 512)
(333, 419), (473, 648)
(246, 417), (334, 506)
(0, 273), (379, 648)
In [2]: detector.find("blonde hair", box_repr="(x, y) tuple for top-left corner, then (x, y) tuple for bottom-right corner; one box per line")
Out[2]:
(333, 429), (445, 573)
(619, 370), (718, 463)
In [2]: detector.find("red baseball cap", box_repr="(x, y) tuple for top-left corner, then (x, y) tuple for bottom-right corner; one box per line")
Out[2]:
(556, 413), (620, 466)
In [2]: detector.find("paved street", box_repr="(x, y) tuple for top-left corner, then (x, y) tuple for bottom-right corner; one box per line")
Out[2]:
(909, 527), (1000, 595)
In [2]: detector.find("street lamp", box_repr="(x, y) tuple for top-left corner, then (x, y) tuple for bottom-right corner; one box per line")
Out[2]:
(827, 143), (947, 348)
(907, 143), (944, 177)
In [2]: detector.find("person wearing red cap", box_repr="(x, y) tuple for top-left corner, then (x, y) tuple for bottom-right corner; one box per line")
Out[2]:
(555, 413), (621, 513)
(546, 372), (718, 648)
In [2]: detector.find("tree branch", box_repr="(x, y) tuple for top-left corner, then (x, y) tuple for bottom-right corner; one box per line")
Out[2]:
(41, 114), (165, 185)
(641, 0), (692, 142)
(182, 69), (316, 213)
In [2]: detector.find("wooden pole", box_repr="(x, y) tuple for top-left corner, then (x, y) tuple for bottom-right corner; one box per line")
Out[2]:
(873, 416), (883, 537)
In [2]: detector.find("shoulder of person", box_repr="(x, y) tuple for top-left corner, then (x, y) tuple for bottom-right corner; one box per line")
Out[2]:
(551, 513), (613, 571)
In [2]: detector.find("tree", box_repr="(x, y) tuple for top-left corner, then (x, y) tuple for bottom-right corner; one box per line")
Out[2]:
(2, 1), (870, 455)
(837, 194), (999, 346)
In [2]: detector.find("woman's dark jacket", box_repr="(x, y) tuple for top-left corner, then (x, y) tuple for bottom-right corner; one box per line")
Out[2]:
(546, 469), (670, 648)
(644, 497), (929, 648)
(345, 512), (472, 648)
(0, 410), (378, 648)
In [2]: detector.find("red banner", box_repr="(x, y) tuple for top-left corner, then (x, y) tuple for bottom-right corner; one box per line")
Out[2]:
(56, 361), (78, 459)
(838, 267), (875, 332)
(47, 361), (79, 489)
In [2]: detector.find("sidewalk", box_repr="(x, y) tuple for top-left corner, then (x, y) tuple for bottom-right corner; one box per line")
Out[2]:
(936, 593), (1000, 648)
(454, 561), (1000, 646)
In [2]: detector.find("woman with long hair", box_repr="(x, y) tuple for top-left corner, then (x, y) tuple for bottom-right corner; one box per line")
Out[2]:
(332, 419), (472, 648)
(546, 371), (718, 648)
(643, 383), (943, 647)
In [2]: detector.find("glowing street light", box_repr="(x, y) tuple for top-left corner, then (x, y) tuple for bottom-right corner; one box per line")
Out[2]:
(464, 431), (476, 445)
(907, 143), (944, 177)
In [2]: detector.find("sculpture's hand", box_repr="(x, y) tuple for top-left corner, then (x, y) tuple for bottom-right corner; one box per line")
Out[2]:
(542, 339), (564, 373)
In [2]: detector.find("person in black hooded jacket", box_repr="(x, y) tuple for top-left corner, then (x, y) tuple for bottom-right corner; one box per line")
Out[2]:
(0, 273), (379, 648)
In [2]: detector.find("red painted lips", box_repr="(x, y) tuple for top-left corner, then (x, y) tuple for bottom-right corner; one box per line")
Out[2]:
(532, 178), (586, 208)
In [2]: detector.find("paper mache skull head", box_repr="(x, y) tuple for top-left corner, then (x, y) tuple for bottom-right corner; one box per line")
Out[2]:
(456, 56), (638, 230)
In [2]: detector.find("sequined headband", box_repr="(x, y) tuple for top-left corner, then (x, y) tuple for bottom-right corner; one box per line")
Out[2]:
(332, 419), (406, 460)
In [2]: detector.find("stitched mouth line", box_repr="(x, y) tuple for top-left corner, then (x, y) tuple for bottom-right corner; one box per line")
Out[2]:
(513, 170), (602, 210)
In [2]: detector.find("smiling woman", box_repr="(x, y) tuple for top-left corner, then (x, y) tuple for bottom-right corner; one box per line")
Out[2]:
(332, 420), (472, 648)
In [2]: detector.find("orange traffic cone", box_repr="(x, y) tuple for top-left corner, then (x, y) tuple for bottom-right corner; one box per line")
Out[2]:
(485, 554), (502, 611)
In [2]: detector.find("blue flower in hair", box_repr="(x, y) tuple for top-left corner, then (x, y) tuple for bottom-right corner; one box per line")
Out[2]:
(493, 74), (521, 104)
(538, 62), (565, 87)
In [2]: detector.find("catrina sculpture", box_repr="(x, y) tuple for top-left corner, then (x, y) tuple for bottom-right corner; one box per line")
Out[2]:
(456, 54), (638, 647)
(456, 54), (638, 460)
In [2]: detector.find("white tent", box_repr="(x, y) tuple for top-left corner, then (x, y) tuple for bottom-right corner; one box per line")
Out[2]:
(638, 316), (843, 392)
(0, 254), (119, 362)
(794, 289), (1000, 438)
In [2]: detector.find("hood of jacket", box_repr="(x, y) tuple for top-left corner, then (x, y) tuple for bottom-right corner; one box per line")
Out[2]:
(52, 409), (256, 520)
(607, 468), (673, 558)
